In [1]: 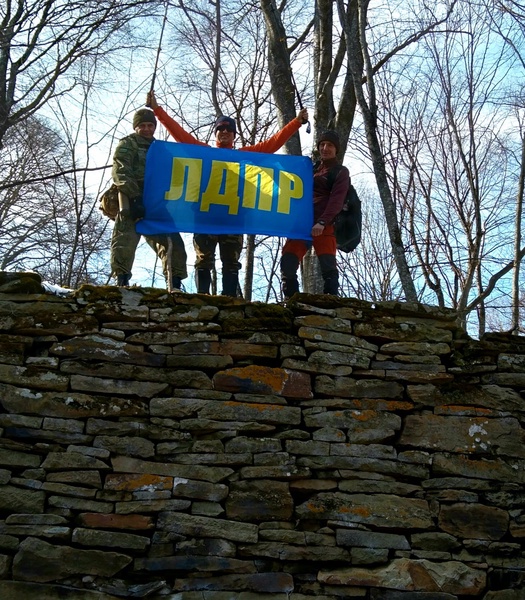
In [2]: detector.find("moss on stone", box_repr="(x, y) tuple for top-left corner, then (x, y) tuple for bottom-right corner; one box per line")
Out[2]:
(193, 294), (248, 308)
(222, 315), (294, 334)
(138, 287), (173, 305)
(0, 271), (43, 294)
(246, 302), (292, 318)
(73, 284), (125, 303)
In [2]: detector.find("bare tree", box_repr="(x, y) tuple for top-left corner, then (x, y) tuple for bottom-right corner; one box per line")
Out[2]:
(339, 188), (403, 302)
(250, 235), (285, 303)
(260, 0), (313, 153)
(374, 0), (525, 334)
(260, 0), (324, 296)
(261, 0), (460, 301)
(51, 74), (115, 287)
(0, 116), (110, 285)
(158, 0), (300, 300)
(489, 1), (525, 333)
(336, 0), (461, 302)
(0, 0), (163, 150)
(511, 123), (525, 332)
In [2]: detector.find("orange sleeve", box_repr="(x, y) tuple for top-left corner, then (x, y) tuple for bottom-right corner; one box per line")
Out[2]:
(153, 106), (208, 146)
(239, 118), (302, 154)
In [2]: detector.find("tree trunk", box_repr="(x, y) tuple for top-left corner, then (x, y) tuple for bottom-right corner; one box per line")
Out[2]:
(244, 234), (256, 301)
(340, 0), (418, 302)
(303, 248), (323, 294)
(512, 132), (525, 333)
(314, 0), (357, 154)
(259, 0), (302, 155)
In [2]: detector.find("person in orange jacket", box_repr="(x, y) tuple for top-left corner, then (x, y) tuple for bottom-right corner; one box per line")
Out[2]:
(147, 91), (308, 296)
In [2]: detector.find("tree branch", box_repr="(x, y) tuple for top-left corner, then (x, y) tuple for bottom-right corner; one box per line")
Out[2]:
(0, 165), (111, 192)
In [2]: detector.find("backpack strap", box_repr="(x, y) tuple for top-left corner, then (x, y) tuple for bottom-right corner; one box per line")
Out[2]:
(313, 161), (348, 190)
(327, 164), (344, 189)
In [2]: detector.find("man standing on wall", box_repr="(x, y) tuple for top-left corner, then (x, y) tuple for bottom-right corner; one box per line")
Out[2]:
(111, 108), (188, 291)
(146, 91), (308, 297)
(280, 130), (349, 299)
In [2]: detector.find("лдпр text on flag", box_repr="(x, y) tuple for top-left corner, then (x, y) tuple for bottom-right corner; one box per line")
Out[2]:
(136, 141), (313, 240)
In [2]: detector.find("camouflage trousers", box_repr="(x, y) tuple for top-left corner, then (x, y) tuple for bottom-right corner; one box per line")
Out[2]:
(110, 210), (188, 281)
(193, 234), (243, 272)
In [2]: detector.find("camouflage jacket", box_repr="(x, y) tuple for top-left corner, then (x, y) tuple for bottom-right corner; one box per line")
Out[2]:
(111, 133), (153, 200)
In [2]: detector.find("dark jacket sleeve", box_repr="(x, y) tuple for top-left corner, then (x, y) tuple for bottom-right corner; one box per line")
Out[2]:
(315, 165), (349, 225)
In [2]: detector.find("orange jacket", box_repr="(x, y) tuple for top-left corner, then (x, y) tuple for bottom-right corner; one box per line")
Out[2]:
(153, 106), (302, 154)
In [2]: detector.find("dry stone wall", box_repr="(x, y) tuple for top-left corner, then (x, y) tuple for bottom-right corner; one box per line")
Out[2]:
(0, 271), (524, 600)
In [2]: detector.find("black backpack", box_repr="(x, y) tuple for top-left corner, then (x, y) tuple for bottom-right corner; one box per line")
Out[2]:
(315, 162), (362, 253)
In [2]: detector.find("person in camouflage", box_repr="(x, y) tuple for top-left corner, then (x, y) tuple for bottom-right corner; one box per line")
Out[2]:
(111, 108), (188, 290)
(192, 232), (242, 295)
(146, 91), (309, 297)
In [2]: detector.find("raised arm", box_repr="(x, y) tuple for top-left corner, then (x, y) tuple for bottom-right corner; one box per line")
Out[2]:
(241, 108), (309, 154)
(147, 91), (207, 146)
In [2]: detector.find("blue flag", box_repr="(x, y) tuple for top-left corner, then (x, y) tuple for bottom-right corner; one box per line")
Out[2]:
(136, 141), (313, 240)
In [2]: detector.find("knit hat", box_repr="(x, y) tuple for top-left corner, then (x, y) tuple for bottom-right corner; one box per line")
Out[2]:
(214, 115), (236, 134)
(133, 108), (157, 129)
(317, 130), (340, 153)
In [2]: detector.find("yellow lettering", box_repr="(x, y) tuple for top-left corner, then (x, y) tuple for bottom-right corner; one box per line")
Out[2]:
(201, 161), (240, 214)
(277, 170), (304, 214)
(242, 165), (275, 211)
(162, 156), (304, 218)
(164, 158), (202, 202)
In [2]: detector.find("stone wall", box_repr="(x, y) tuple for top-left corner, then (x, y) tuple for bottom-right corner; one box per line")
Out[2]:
(0, 271), (524, 600)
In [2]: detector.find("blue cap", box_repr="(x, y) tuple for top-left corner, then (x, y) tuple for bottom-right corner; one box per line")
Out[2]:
(214, 116), (236, 134)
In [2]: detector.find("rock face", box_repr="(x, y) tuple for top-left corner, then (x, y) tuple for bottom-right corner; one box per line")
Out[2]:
(0, 274), (524, 599)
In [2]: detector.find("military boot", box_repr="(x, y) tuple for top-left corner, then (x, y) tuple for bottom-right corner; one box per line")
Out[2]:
(319, 254), (339, 296)
(196, 269), (212, 294)
(171, 276), (183, 293)
(221, 271), (239, 297)
(323, 277), (339, 296)
(117, 274), (130, 287)
(280, 253), (300, 299)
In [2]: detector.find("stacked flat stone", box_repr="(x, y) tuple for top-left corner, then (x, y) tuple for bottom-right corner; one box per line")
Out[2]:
(0, 271), (523, 599)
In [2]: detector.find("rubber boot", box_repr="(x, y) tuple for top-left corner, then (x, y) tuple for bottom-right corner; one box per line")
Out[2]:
(280, 253), (300, 299)
(221, 271), (239, 297)
(318, 254), (339, 296)
(196, 269), (211, 294)
(117, 273), (130, 287)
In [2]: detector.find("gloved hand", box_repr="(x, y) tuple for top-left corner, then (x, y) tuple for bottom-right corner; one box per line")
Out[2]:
(130, 198), (146, 222)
